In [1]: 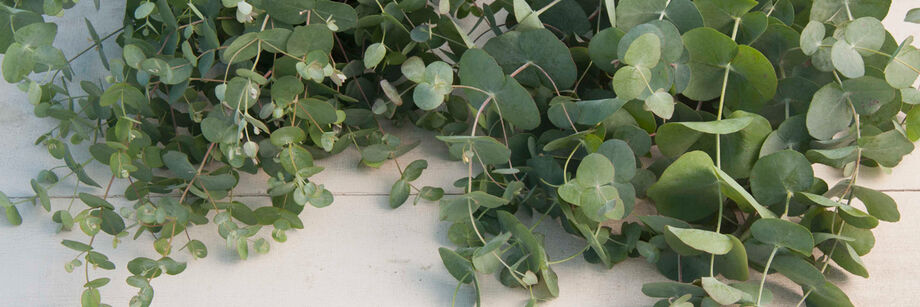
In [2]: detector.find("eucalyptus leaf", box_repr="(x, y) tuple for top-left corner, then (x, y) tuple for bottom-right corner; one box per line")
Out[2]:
(750, 150), (814, 206)
(458, 49), (541, 130)
(858, 130), (914, 167)
(852, 186), (899, 222)
(885, 45), (920, 89)
(751, 218), (814, 255)
(665, 226), (732, 255)
(647, 151), (721, 222)
(701, 277), (747, 305)
(483, 29), (577, 90)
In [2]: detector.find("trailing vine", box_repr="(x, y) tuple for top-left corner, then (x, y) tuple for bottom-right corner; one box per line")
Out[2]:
(1, 0), (919, 306)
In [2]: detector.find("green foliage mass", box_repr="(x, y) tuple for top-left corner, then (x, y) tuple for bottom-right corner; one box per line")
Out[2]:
(1, 0), (919, 306)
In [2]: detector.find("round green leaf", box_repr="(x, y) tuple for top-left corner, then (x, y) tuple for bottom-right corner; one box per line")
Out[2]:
(224, 77), (260, 110)
(760, 115), (810, 157)
(806, 83), (851, 140)
(458, 48), (505, 98)
(844, 17), (885, 56)
(270, 127), (306, 146)
(423, 61), (453, 94)
(644, 90), (674, 119)
(14, 22), (56, 47)
(616, 0), (703, 33)
(588, 27), (625, 73)
(161, 151), (196, 181)
(842, 76), (896, 115)
(401, 56), (426, 83)
(714, 234), (750, 281)
(577, 98), (627, 125)
(694, 0), (757, 31)
(595, 139), (637, 183)
(362, 144), (392, 164)
(750, 150), (813, 206)
(811, 37), (838, 72)
(578, 185), (622, 222)
(681, 27), (737, 101)
(624, 33), (661, 67)
(612, 66), (652, 101)
(575, 153), (616, 187)
(311, 0), (358, 31)
(363, 43), (386, 68)
(458, 49), (541, 130)
(800, 21), (826, 56)
(885, 45), (920, 89)
(482, 29), (577, 90)
(200, 117), (235, 144)
(286, 25), (333, 57)
(647, 151), (721, 222)
(811, 0), (890, 26)
(701, 277), (746, 305)
(221, 32), (259, 64)
(294, 98), (338, 126)
(724, 45), (778, 111)
(831, 40), (865, 78)
(654, 123), (704, 158)
(750, 218), (814, 255)
(123, 44), (147, 69)
(271, 76), (305, 105)
(547, 98), (580, 129)
(413, 83), (445, 110)
(100, 82), (146, 108)
(736, 11), (768, 44)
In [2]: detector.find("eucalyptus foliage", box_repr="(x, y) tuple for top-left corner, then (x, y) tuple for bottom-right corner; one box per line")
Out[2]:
(1, 0), (919, 306)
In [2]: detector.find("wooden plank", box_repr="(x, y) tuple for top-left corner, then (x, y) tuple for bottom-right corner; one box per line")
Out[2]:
(3, 192), (919, 306)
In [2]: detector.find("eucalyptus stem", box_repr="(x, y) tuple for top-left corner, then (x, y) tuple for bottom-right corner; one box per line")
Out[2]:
(757, 246), (779, 306)
(547, 245), (590, 265)
(709, 16), (741, 278)
(797, 80), (865, 306)
(464, 93), (528, 287)
(782, 191), (793, 218)
(451, 272), (471, 307)
(457, 61), (541, 288)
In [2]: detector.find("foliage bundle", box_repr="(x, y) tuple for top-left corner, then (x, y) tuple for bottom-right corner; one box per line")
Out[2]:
(1, 0), (920, 306)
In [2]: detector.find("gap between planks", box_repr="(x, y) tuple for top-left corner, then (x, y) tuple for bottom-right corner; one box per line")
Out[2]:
(7, 191), (466, 200)
(9, 189), (920, 200)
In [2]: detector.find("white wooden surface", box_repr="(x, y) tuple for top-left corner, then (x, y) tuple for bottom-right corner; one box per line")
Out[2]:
(1, 2), (919, 306)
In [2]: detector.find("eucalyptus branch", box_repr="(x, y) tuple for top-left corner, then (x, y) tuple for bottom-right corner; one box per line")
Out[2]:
(3, 1), (918, 306)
